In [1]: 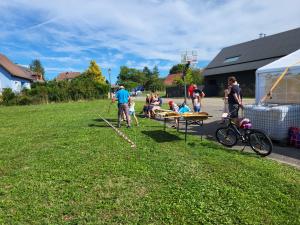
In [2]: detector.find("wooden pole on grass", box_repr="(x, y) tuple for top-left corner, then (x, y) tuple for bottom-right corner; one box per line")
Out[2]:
(99, 114), (136, 149)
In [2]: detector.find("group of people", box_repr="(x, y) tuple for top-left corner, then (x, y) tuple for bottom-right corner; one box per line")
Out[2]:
(188, 84), (205, 112)
(113, 87), (163, 128)
(113, 76), (243, 129)
(142, 93), (163, 118)
(167, 84), (205, 114)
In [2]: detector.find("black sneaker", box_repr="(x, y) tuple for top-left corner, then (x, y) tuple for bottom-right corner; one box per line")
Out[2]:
(127, 125), (131, 129)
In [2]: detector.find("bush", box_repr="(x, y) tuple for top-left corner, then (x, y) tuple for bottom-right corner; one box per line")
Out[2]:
(17, 95), (32, 105)
(2, 88), (17, 106)
(1, 75), (109, 106)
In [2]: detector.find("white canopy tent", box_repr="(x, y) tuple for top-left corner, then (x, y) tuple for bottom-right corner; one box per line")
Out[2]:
(255, 49), (300, 104)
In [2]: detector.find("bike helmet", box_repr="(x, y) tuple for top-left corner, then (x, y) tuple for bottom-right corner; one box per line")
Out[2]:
(239, 118), (252, 129)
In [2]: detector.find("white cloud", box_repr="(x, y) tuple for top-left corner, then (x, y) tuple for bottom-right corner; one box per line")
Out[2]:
(0, 0), (299, 68)
(45, 67), (81, 73)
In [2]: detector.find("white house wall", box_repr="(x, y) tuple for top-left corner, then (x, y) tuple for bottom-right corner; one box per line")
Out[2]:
(0, 66), (31, 93)
(11, 76), (31, 93)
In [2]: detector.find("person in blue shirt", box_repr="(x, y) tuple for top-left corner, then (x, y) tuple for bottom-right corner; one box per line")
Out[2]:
(115, 85), (131, 128)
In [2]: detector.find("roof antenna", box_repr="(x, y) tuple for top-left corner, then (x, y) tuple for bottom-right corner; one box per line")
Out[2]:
(259, 33), (266, 38)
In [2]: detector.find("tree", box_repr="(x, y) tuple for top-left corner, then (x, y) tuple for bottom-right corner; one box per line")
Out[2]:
(143, 65), (161, 91)
(169, 62), (204, 86)
(117, 66), (146, 90)
(29, 59), (45, 79)
(169, 64), (184, 74)
(142, 66), (152, 79)
(84, 60), (106, 84)
(191, 68), (204, 85)
(185, 68), (204, 85)
(152, 65), (159, 78)
(147, 66), (162, 91)
(116, 65), (163, 91)
(148, 78), (164, 91)
(172, 76), (184, 86)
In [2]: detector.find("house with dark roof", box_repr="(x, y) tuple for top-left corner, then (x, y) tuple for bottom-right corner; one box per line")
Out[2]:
(203, 27), (300, 96)
(0, 53), (34, 93)
(56, 71), (81, 81)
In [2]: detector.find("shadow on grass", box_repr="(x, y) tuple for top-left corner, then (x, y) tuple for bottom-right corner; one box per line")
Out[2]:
(93, 118), (118, 123)
(88, 123), (110, 128)
(142, 130), (182, 143)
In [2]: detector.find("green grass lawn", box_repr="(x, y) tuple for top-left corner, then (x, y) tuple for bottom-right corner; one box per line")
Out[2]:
(0, 100), (299, 224)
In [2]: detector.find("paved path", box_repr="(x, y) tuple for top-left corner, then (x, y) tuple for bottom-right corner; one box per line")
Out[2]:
(137, 96), (300, 169)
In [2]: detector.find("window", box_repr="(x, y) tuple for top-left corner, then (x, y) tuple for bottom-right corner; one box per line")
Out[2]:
(224, 56), (240, 63)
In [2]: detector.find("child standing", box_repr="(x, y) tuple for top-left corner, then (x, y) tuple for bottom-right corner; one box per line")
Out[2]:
(193, 93), (202, 112)
(129, 97), (139, 126)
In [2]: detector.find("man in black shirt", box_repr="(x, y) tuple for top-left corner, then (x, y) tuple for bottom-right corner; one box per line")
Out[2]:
(227, 76), (243, 123)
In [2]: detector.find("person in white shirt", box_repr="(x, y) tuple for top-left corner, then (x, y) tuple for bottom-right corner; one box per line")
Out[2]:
(193, 93), (202, 112)
(129, 97), (139, 126)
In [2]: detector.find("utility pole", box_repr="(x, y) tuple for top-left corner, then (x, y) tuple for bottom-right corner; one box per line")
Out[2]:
(183, 61), (191, 104)
(181, 50), (197, 104)
(108, 68), (112, 99)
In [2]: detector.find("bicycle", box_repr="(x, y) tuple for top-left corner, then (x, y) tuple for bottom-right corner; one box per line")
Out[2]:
(215, 115), (273, 157)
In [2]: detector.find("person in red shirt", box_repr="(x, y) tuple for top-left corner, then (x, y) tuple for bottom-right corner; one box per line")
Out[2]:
(188, 84), (197, 107)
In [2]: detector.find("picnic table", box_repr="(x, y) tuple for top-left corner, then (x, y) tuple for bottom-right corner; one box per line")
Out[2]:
(156, 110), (213, 142)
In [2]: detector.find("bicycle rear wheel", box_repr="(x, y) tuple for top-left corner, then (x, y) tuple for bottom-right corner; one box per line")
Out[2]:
(248, 129), (273, 157)
(216, 127), (238, 147)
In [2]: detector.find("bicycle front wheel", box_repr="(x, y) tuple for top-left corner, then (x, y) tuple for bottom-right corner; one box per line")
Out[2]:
(248, 129), (273, 157)
(216, 127), (238, 147)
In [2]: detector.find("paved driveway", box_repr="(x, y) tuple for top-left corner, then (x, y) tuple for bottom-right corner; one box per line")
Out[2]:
(136, 96), (300, 169)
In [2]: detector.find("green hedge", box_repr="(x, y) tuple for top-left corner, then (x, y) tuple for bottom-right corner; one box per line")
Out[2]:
(0, 76), (108, 106)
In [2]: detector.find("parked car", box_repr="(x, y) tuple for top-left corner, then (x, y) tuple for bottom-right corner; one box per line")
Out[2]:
(131, 86), (144, 96)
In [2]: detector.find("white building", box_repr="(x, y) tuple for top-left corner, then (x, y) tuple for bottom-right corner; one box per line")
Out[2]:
(0, 53), (34, 93)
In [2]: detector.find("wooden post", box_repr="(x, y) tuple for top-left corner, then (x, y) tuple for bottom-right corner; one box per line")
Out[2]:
(185, 120), (188, 142)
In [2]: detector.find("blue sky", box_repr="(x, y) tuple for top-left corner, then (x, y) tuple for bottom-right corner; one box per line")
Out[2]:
(0, 0), (299, 83)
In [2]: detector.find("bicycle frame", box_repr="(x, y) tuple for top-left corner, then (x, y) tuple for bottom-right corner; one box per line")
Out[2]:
(217, 114), (273, 156)
(223, 117), (248, 144)
(225, 118), (242, 135)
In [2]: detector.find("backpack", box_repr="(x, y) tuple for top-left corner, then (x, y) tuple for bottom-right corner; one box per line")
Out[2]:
(289, 127), (300, 148)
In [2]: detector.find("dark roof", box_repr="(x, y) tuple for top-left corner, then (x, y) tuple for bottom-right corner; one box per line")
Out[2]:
(0, 53), (33, 80)
(204, 27), (300, 76)
(56, 71), (81, 81)
(163, 73), (182, 86)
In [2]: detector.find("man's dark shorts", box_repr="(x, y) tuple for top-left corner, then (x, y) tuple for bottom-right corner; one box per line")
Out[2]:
(229, 104), (239, 118)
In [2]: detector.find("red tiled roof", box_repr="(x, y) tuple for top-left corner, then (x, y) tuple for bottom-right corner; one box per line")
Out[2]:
(56, 72), (81, 81)
(17, 65), (45, 83)
(0, 53), (33, 80)
(163, 73), (182, 86)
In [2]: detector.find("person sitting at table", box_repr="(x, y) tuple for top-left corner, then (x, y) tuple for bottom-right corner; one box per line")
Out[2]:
(168, 101), (180, 129)
(178, 102), (191, 114)
(142, 94), (152, 117)
(149, 93), (162, 118)
(168, 100), (179, 112)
